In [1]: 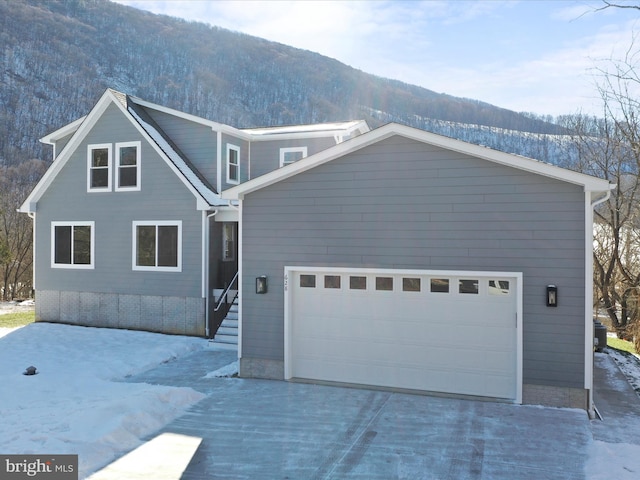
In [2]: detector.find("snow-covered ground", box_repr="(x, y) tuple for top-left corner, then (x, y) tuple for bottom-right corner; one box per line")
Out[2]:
(0, 321), (209, 478)
(586, 346), (640, 480)
(2, 315), (640, 479)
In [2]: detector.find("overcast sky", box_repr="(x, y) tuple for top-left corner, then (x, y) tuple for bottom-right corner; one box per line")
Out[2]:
(113, 0), (640, 117)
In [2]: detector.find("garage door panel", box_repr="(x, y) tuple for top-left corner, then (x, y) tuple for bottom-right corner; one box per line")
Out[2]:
(288, 269), (519, 400)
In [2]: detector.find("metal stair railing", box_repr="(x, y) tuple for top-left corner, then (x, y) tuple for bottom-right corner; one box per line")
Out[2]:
(209, 271), (238, 339)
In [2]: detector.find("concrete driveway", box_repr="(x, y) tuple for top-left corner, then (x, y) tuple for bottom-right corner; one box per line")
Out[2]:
(127, 348), (591, 480)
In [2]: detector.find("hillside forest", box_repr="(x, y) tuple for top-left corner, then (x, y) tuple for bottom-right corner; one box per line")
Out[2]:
(2, 0), (640, 347)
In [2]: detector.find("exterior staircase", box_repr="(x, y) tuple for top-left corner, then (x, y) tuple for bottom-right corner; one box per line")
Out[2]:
(211, 295), (238, 349)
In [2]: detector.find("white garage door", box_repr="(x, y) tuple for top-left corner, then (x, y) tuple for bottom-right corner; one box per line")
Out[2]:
(284, 267), (522, 402)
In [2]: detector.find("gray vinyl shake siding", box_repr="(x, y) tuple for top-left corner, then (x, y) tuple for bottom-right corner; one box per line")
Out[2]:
(34, 103), (203, 298)
(241, 135), (586, 390)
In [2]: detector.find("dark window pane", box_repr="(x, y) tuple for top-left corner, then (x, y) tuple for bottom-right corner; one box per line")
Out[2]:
(376, 277), (393, 291)
(119, 146), (137, 166)
(403, 277), (421, 292)
(489, 280), (510, 296)
(54, 226), (72, 264)
(300, 274), (316, 288)
(73, 226), (91, 264)
(91, 168), (108, 188)
(228, 148), (239, 181)
(324, 275), (341, 289)
(431, 278), (449, 293)
(137, 226), (156, 266)
(459, 279), (479, 294)
(157, 225), (178, 267)
(92, 148), (109, 167)
(283, 150), (304, 164)
(119, 166), (137, 187)
(349, 276), (366, 290)
(228, 164), (238, 182)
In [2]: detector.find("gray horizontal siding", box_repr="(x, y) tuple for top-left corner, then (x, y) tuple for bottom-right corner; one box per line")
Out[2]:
(144, 108), (218, 186)
(54, 131), (76, 158)
(249, 137), (336, 179)
(35, 102), (204, 299)
(241, 135), (587, 388)
(221, 133), (250, 189)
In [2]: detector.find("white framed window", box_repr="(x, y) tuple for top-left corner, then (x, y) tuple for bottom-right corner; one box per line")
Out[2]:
(115, 141), (141, 191)
(87, 144), (112, 192)
(132, 221), (182, 272)
(279, 147), (307, 167)
(226, 144), (240, 184)
(51, 221), (95, 269)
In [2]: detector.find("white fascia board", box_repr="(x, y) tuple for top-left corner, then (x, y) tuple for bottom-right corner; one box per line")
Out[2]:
(245, 120), (369, 141)
(39, 116), (86, 145)
(222, 123), (612, 200)
(129, 96), (252, 141)
(397, 126), (612, 193)
(19, 89), (119, 213)
(248, 130), (351, 142)
(20, 88), (224, 213)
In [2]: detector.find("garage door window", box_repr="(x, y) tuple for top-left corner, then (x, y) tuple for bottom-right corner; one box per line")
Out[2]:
(324, 275), (341, 289)
(350, 276), (367, 290)
(489, 280), (510, 295)
(430, 278), (449, 293)
(376, 277), (393, 291)
(300, 274), (316, 288)
(403, 277), (421, 292)
(459, 279), (479, 294)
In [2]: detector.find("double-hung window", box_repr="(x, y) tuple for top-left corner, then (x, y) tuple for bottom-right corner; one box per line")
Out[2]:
(226, 144), (240, 184)
(87, 144), (112, 191)
(279, 147), (307, 167)
(51, 221), (94, 269)
(132, 221), (182, 271)
(115, 141), (141, 191)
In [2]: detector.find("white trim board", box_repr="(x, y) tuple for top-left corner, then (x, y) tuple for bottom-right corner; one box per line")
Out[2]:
(223, 123), (612, 200)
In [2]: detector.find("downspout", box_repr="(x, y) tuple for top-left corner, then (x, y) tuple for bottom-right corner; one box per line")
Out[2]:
(204, 209), (218, 338)
(587, 186), (613, 417)
(28, 212), (36, 301)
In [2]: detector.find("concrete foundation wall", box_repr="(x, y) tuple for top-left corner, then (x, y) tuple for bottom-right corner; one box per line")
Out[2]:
(522, 384), (588, 410)
(36, 290), (205, 336)
(239, 358), (589, 410)
(239, 357), (284, 380)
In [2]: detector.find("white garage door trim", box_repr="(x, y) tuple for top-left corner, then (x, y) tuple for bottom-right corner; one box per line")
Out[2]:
(284, 266), (523, 404)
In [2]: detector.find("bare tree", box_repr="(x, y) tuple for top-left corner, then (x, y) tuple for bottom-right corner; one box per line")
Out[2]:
(596, 1), (640, 13)
(0, 159), (47, 300)
(560, 36), (640, 349)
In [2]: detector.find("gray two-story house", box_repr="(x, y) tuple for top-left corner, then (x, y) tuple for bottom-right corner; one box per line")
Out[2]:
(21, 89), (612, 413)
(19, 88), (368, 338)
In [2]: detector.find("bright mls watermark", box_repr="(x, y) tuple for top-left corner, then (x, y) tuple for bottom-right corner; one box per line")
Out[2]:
(0, 455), (77, 479)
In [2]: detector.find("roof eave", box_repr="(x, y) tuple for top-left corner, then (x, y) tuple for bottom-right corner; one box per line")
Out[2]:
(222, 123), (612, 200)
